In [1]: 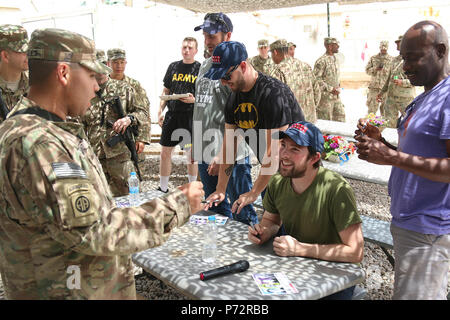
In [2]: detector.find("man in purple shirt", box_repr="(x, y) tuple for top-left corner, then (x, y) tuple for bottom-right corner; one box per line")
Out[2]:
(355, 20), (449, 300)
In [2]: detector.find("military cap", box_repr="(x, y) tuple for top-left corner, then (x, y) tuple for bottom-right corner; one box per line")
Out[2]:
(324, 37), (339, 45)
(287, 42), (296, 48)
(0, 24), (28, 53)
(107, 48), (126, 60)
(27, 28), (110, 75)
(257, 39), (269, 48)
(395, 35), (403, 43)
(379, 40), (389, 50)
(270, 39), (288, 51)
(96, 49), (107, 63)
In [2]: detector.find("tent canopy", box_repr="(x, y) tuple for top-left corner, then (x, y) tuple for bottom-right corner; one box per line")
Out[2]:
(150, 0), (404, 13)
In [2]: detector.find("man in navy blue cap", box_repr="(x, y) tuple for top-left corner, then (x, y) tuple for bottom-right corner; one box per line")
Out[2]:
(193, 13), (257, 225)
(204, 41), (305, 216)
(249, 120), (364, 300)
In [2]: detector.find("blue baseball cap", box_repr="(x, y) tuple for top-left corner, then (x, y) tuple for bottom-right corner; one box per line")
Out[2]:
(273, 121), (325, 153)
(204, 41), (248, 80)
(194, 13), (233, 34)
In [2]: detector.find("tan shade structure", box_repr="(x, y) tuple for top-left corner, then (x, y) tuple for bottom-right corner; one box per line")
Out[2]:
(149, 0), (405, 13)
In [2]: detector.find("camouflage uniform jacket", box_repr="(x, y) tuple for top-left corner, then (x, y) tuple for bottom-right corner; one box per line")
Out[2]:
(0, 97), (191, 299)
(82, 78), (150, 160)
(0, 71), (29, 121)
(249, 55), (274, 74)
(122, 75), (151, 112)
(365, 53), (393, 90)
(313, 53), (340, 93)
(380, 55), (415, 98)
(269, 57), (317, 122)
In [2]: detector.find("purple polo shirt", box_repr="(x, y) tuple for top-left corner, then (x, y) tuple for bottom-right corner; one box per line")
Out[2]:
(388, 75), (450, 235)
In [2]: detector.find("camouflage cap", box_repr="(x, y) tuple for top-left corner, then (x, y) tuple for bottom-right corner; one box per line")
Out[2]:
(257, 39), (269, 48)
(379, 40), (389, 50)
(324, 37), (339, 45)
(27, 28), (110, 74)
(96, 49), (107, 63)
(395, 35), (403, 43)
(287, 42), (296, 48)
(0, 24), (28, 53)
(269, 39), (288, 51)
(107, 48), (126, 60)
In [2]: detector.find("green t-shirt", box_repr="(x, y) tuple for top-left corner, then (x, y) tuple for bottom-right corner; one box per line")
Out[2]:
(263, 167), (361, 245)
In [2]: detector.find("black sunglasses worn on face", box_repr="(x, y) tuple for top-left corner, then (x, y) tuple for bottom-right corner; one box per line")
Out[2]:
(221, 65), (239, 81)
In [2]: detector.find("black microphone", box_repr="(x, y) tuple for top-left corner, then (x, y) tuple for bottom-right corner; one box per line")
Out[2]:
(200, 260), (250, 281)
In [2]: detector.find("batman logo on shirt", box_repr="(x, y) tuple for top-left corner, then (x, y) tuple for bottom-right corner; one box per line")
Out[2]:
(234, 103), (258, 129)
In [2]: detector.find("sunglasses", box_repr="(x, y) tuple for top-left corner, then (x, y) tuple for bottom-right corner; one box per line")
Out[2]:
(221, 65), (239, 81)
(204, 13), (230, 33)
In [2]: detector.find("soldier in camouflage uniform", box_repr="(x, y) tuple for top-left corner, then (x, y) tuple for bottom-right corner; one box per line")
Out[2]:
(287, 41), (296, 58)
(0, 24), (29, 122)
(249, 39), (273, 75)
(377, 36), (416, 128)
(365, 40), (393, 115)
(0, 28), (204, 300)
(82, 50), (151, 197)
(268, 39), (317, 123)
(107, 48), (151, 164)
(313, 37), (346, 122)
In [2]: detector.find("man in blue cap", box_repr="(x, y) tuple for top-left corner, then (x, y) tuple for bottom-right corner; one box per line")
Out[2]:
(204, 41), (305, 216)
(193, 13), (257, 225)
(249, 121), (364, 300)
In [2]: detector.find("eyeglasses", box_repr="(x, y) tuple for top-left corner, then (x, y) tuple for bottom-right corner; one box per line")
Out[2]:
(221, 65), (239, 81)
(204, 13), (230, 33)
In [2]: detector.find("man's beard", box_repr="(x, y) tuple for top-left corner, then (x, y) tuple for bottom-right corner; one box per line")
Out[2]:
(278, 160), (307, 179)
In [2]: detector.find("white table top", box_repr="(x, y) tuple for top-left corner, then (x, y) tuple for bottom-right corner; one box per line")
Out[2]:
(131, 208), (365, 300)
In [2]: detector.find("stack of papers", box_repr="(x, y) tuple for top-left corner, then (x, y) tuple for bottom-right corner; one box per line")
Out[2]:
(189, 214), (228, 225)
(252, 273), (298, 295)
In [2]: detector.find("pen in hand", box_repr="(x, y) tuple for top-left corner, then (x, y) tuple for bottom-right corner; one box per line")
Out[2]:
(201, 199), (220, 204)
(249, 220), (260, 239)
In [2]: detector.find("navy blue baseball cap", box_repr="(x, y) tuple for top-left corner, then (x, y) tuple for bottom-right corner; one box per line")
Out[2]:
(194, 13), (233, 34)
(204, 41), (248, 80)
(273, 121), (325, 153)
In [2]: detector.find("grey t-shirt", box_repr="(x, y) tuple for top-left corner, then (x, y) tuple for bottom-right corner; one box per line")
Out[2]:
(192, 57), (248, 163)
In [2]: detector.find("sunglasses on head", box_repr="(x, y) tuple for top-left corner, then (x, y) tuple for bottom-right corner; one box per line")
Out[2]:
(221, 64), (239, 81)
(204, 13), (230, 33)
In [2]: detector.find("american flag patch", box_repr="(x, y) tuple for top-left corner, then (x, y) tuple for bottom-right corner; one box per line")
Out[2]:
(212, 55), (221, 63)
(52, 162), (87, 179)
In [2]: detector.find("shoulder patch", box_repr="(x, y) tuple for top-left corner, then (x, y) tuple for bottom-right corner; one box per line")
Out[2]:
(52, 162), (87, 179)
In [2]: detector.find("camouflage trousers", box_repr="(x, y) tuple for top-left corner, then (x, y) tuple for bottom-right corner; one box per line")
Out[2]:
(298, 95), (317, 123)
(100, 155), (137, 197)
(316, 93), (346, 122)
(383, 95), (414, 128)
(366, 88), (386, 115)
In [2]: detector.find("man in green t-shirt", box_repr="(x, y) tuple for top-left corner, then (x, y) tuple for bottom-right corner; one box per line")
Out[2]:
(248, 121), (363, 299)
(249, 121), (363, 259)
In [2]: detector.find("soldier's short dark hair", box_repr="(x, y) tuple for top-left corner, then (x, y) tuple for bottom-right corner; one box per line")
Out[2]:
(28, 60), (79, 86)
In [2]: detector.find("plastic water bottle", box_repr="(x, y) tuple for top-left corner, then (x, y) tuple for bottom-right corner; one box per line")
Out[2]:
(128, 171), (140, 207)
(202, 215), (217, 263)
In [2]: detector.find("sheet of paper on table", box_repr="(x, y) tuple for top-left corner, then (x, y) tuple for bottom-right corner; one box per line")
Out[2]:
(159, 93), (190, 101)
(252, 273), (298, 295)
(189, 214), (228, 225)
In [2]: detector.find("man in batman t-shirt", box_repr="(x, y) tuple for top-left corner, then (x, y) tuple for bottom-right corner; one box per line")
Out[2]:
(204, 41), (305, 215)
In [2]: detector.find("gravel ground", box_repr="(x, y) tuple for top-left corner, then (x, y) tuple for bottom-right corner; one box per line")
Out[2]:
(0, 155), (447, 300)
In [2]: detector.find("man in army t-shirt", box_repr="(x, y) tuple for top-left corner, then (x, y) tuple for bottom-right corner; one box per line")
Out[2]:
(0, 28), (204, 300)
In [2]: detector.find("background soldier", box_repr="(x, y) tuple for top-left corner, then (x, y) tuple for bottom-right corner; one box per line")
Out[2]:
(268, 39), (316, 123)
(0, 28), (204, 300)
(249, 39), (273, 74)
(0, 24), (29, 122)
(377, 35), (416, 128)
(313, 37), (346, 122)
(365, 40), (393, 115)
(82, 50), (151, 196)
(287, 41), (296, 58)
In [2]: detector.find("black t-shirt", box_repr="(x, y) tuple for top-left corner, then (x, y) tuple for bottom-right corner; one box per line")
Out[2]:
(225, 72), (305, 162)
(163, 60), (201, 112)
